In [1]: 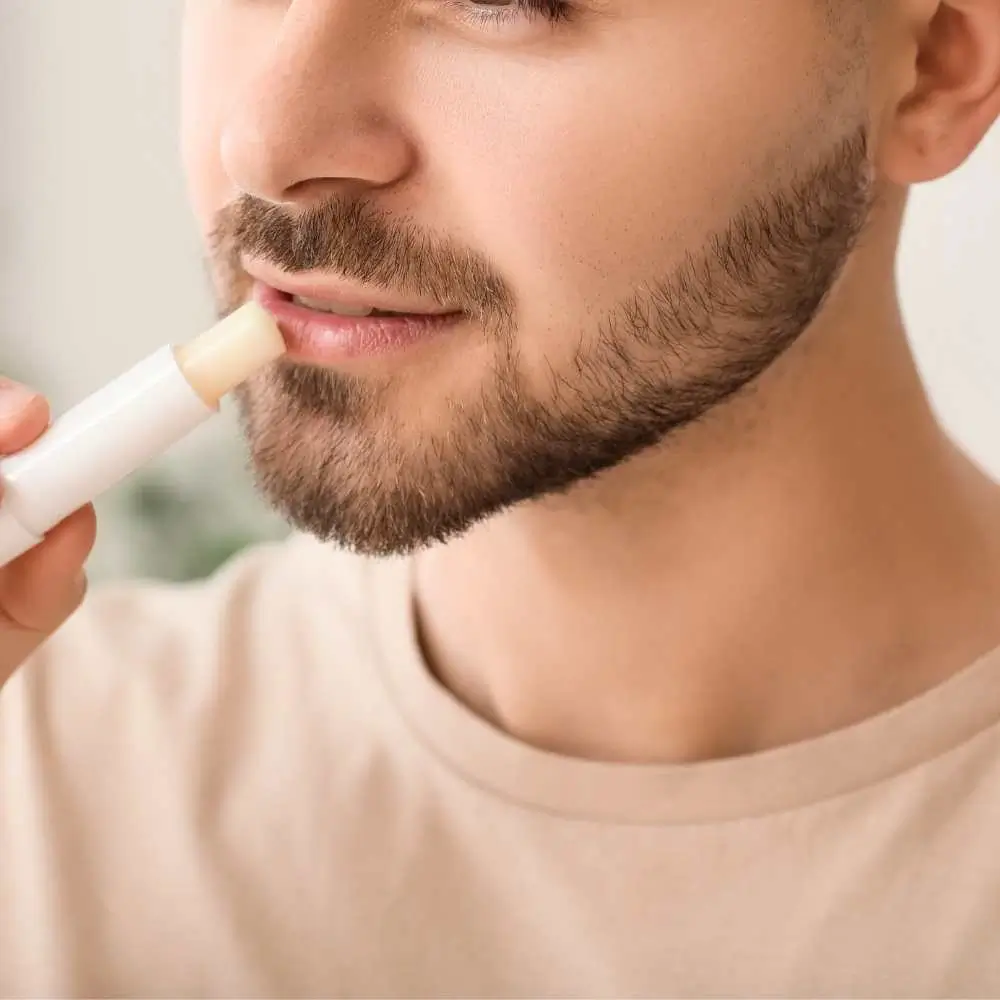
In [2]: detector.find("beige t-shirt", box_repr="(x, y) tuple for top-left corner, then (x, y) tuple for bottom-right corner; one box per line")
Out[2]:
(2, 534), (1000, 997)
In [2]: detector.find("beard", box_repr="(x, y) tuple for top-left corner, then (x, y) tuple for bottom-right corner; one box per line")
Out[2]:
(210, 127), (874, 557)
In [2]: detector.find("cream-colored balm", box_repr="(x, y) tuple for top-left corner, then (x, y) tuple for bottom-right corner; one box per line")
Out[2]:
(0, 303), (285, 567)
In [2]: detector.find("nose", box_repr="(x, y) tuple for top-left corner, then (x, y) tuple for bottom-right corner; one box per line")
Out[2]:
(219, 3), (413, 206)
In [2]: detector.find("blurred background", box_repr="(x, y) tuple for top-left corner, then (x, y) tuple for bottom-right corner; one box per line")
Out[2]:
(0, 0), (290, 581)
(1, 0), (999, 582)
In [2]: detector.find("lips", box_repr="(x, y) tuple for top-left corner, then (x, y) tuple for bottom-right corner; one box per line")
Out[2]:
(252, 281), (465, 364)
(241, 258), (455, 317)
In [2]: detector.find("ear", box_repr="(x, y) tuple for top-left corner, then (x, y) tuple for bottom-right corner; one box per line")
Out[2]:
(879, 0), (1000, 184)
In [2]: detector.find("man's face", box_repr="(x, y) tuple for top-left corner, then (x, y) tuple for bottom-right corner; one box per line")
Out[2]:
(182, 0), (875, 555)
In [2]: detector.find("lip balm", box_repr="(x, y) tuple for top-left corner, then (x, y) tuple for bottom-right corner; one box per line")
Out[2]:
(0, 302), (285, 567)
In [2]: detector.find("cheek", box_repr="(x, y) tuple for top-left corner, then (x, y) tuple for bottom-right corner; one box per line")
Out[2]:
(179, 4), (274, 236)
(180, 25), (229, 234)
(180, 117), (229, 237)
(415, 2), (830, 337)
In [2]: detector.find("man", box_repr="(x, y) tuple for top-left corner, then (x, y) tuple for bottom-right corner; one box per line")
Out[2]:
(2, 0), (1000, 994)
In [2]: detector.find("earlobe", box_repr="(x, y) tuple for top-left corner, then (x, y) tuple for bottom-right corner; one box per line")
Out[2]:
(877, 0), (1000, 185)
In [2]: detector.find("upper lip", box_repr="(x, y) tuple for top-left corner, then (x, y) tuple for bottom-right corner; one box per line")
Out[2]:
(243, 259), (458, 315)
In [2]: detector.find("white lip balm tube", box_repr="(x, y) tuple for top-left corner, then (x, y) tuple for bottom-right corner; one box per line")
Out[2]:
(0, 302), (285, 567)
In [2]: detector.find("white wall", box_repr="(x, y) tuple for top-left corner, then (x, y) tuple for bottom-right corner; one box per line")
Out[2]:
(1, 1), (999, 571)
(899, 123), (1000, 473)
(0, 0), (209, 407)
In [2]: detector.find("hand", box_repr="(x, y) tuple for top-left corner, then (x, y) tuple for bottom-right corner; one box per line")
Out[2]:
(0, 380), (96, 690)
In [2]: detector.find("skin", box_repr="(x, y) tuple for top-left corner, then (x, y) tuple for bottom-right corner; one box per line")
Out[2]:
(171, 0), (1000, 762)
(0, 381), (93, 687)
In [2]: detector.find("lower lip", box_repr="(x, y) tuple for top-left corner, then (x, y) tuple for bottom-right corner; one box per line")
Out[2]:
(252, 282), (464, 363)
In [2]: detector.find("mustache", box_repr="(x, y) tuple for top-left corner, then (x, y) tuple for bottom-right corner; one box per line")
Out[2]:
(209, 193), (515, 329)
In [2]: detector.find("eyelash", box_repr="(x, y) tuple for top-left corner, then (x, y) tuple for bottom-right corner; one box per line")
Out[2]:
(448, 0), (574, 28)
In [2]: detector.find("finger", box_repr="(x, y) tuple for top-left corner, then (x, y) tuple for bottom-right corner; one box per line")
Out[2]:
(0, 380), (50, 455)
(0, 505), (97, 633)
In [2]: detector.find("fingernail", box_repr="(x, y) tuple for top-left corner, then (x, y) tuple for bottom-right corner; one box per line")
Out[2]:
(0, 381), (39, 420)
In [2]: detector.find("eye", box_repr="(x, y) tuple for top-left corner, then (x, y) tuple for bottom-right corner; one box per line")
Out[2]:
(445, 0), (574, 29)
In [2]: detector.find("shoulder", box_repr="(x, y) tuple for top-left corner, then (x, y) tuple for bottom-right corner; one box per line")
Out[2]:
(0, 537), (420, 992)
(0, 535), (411, 765)
(12, 533), (371, 676)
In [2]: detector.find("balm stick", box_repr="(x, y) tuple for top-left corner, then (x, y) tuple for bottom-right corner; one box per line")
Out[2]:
(0, 302), (285, 567)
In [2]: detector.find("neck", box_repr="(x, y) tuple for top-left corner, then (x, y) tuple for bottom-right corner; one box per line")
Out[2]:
(414, 273), (1000, 764)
